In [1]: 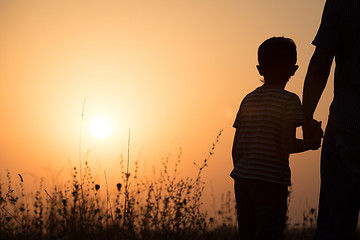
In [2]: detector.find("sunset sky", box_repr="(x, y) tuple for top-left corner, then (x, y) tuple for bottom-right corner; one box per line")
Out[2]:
(0, 0), (334, 223)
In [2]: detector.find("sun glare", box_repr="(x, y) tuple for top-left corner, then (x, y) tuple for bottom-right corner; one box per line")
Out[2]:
(90, 117), (112, 139)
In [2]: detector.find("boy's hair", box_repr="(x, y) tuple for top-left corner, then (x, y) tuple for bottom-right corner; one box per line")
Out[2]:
(258, 37), (297, 83)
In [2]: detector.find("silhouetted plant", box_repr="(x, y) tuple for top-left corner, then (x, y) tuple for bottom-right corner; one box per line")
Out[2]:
(2, 130), (349, 240)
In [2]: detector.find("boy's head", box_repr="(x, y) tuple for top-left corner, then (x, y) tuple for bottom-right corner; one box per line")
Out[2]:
(257, 37), (298, 84)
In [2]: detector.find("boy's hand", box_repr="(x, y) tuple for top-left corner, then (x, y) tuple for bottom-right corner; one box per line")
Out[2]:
(310, 121), (323, 150)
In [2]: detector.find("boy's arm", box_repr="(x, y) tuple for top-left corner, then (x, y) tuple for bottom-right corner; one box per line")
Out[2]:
(282, 122), (321, 154)
(232, 129), (241, 167)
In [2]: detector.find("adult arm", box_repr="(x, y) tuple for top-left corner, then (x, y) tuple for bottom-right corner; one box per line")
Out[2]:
(302, 46), (335, 138)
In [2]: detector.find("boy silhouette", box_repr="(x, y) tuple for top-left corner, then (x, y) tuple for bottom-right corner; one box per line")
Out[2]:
(231, 37), (323, 240)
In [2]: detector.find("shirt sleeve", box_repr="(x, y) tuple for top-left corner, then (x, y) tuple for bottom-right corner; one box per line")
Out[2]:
(283, 95), (304, 127)
(312, 0), (341, 51)
(233, 105), (242, 129)
(233, 98), (246, 129)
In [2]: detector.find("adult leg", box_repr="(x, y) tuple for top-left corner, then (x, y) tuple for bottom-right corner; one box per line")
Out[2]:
(316, 118), (360, 240)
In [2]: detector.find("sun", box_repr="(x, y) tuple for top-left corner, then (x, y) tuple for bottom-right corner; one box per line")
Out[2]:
(90, 117), (112, 139)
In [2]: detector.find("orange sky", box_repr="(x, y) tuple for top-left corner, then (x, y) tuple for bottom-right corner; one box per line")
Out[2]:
(0, 0), (334, 223)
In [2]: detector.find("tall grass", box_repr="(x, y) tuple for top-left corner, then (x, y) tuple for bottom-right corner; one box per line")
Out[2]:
(1, 129), (358, 239)
(0, 131), (236, 240)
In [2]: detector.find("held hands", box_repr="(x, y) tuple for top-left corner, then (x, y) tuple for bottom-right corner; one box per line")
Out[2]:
(303, 119), (323, 139)
(304, 120), (323, 150)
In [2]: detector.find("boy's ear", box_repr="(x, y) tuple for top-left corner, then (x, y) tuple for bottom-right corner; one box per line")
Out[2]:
(256, 65), (264, 76)
(290, 65), (299, 76)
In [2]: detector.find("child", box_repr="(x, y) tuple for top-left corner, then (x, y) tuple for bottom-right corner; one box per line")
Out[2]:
(231, 37), (323, 240)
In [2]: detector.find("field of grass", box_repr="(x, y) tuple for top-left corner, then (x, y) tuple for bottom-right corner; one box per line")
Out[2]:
(1, 131), (358, 240)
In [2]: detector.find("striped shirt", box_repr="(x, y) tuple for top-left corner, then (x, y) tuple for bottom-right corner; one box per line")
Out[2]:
(313, 0), (360, 132)
(230, 87), (304, 186)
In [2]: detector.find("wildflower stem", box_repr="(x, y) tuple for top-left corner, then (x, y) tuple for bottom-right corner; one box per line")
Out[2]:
(79, 97), (87, 197)
(79, 97), (87, 224)
(124, 128), (130, 227)
(104, 170), (113, 222)
(42, 188), (53, 200)
(1, 205), (22, 225)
